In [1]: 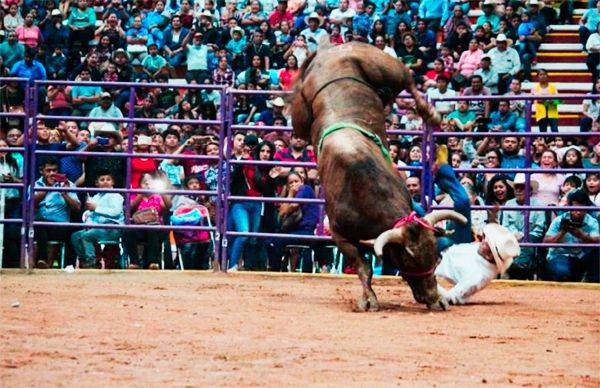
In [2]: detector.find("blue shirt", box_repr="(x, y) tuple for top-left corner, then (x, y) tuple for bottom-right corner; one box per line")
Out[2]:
(34, 177), (79, 223)
(500, 153), (526, 180)
(546, 213), (599, 260)
(489, 110), (518, 132)
(296, 184), (319, 231)
(10, 60), (47, 86)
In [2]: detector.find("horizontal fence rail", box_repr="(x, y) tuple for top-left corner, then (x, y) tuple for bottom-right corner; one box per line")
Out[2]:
(0, 80), (598, 274)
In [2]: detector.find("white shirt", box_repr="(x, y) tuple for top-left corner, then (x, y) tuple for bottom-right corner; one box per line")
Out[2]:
(426, 87), (457, 113)
(487, 47), (521, 76)
(435, 243), (499, 305)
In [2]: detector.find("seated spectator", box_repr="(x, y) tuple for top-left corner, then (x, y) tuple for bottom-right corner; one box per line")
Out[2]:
(561, 147), (585, 181)
(277, 168), (320, 272)
(96, 13), (127, 50)
(171, 175), (214, 270)
(43, 10), (69, 53)
(34, 157), (80, 269)
(183, 31), (214, 83)
(487, 33), (521, 94)
(126, 15), (150, 64)
(396, 32), (424, 77)
(70, 68), (102, 117)
(0, 31), (24, 70)
(446, 22), (473, 61)
(425, 75), (456, 116)
(579, 0), (600, 50)
(462, 75), (491, 117)
(415, 19), (437, 63)
(284, 34), (309, 67)
(584, 172), (600, 205)
(71, 170), (124, 269)
(144, 0), (170, 49)
(485, 174), (515, 209)
(423, 59), (451, 90)
(240, 0), (268, 32)
(124, 173), (172, 270)
(517, 11), (543, 79)
(46, 46), (68, 80)
(88, 92), (124, 131)
(46, 77), (71, 128)
(477, 0), (500, 33)
(92, 35), (115, 69)
(15, 12), (43, 49)
(473, 55), (499, 94)
(584, 141), (600, 168)
(3, 3), (24, 31)
(444, 5), (471, 39)
(141, 43), (169, 80)
(244, 28), (271, 70)
(585, 23), (600, 82)
(274, 132), (318, 181)
(439, 45), (455, 76)
(70, 52), (102, 81)
(374, 35), (397, 58)
(581, 79), (600, 133)
(453, 39), (483, 90)
(502, 174), (546, 279)
(505, 78), (527, 131)
(67, 0), (97, 53)
(488, 99), (518, 132)
(447, 100), (477, 131)
(543, 189), (599, 282)
(176, 0), (195, 29)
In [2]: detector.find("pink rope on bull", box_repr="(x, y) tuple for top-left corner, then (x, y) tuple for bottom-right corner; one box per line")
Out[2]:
(392, 211), (437, 232)
(392, 211), (438, 278)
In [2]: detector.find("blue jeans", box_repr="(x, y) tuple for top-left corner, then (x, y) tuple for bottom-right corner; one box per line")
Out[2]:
(434, 164), (473, 246)
(71, 228), (121, 268)
(228, 201), (262, 268)
(546, 249), (599, 282)
(538, 118), (559, 133)
(179, 242), (211, 270)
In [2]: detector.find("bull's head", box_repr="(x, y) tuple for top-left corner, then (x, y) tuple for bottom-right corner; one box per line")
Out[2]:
(373, 210), (467, 310)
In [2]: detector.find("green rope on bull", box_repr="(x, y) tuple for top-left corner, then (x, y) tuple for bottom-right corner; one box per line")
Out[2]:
(317, 122), (392, 165)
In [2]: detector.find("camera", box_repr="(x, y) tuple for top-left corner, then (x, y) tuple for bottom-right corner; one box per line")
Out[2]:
(96, 137), (110, 145)
(560, 217), (582, 229)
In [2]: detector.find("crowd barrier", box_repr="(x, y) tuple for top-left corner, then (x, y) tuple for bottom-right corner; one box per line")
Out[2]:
(0, 80), (598, 271)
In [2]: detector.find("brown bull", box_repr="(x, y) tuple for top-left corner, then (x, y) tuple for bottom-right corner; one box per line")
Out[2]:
(291, 41), (466, 311)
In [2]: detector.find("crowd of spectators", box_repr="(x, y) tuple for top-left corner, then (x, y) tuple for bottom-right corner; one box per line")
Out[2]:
(0, 0), (598, 281)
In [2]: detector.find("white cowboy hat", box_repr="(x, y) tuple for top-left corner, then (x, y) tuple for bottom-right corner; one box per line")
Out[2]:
(482, 223), (520, 274)
(199, 10), (216, 19)
(136, 135), (152, 146)
(482, 0), (495, 6)
(528, 0), (541, 6)
(92, 123), (123, 143)
(304, 12), (324, 26)
(494, 33), (513, 46)
(230, 26), (245, 38)
(509, 173), (539, 192)
(269, 97), (285, 108)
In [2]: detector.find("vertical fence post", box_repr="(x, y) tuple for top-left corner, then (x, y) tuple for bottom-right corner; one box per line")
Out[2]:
(523, 100), (533, 245)
(215, 86), (227, 270)
(123, 87), (136, 232)
(27, 84), (39, 269)
(20, 83), (31, 269)
(220, 90), (236, 271)
(425, 98), (436, 213)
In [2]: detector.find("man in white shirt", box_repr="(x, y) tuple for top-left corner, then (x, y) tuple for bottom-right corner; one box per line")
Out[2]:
(436, 223), (520, 305)
(425, 75), (457, 116)
(301, 12), (329, 52)
(329, 0), (356, 35)
(487, 33), (521, 94)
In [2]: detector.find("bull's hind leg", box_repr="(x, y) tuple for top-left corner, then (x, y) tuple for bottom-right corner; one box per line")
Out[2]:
(335, 237), (379, 312)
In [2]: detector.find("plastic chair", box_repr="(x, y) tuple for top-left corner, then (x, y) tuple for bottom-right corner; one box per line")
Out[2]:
(48, 241), (66, 269)
(282, 244), (315, 273)
(96, 239), (122, 270)
(171, 205), (216, 270)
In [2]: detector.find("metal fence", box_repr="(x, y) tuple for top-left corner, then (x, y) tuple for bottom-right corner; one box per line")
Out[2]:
(0, 80), (598, 271)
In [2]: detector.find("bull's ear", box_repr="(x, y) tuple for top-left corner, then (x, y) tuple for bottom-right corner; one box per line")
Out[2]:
(359, 239), (375, 248)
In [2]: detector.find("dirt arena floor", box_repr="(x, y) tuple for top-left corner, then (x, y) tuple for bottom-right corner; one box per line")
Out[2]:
(0, 270), (598, 387)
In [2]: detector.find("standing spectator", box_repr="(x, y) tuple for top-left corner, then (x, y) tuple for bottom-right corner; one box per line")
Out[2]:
(444, 5), (471, 40)
(0, 138), (23, 267)
(505, 78), (527, 131)
(543, 189), (599, 282)
(532, 68), (560, 133)
(0, 31), (25, 70)
(241, 0), (268, 32)
(67, 0), (96, 53)
(33, 157), (80, 269)
(487, 33), (521, 95)
(131, 135), (159, 189)
(502, 174), (546, 279)
(71, 170), (124, 269)
(418, 0), (447, 31)
(531, 149), (565, 206)
(184, 31), (214, 83)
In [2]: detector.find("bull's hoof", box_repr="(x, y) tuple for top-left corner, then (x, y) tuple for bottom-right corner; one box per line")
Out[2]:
(357, 296), (380, 312)
(427, 298), (450, 311)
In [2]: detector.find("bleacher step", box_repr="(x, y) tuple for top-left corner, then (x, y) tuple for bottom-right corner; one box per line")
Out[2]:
(533, 62), (587, 71)
(522, 81), (591, 92)
(537, 52), (587, 63)
(538, 43), (583, 51)
(544, 32), (580, 44)
(548, 24), (580, 32)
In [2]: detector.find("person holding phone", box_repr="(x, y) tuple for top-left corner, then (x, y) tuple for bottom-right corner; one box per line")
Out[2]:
(33, 157), (80, 269)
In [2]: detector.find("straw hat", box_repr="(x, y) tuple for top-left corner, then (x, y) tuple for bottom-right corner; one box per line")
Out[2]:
(304, 12), (324, 26)
(508, 173), (539, 192)
(494, 33), (513, 46)
(482, 223), (520, 274)
(230, 26), (245, 38)
(93, 123), (123, 143)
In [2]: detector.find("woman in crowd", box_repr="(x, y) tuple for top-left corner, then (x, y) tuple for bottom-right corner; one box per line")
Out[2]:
(130, 135), (158, 189)
(485, 174), (515, 208)
(531, 149), (565, 206)
(67, 0), (97, 53)
(561, 147), (586, 181)
(278, 54), (299, 91)
(475, 148), (502, 195)
(15, 12), (43, 48)
(584, 172), (600, 206)
(124, 172), (172, 270)
(453, 39), (483, 89)
(278, 169), (319, 272)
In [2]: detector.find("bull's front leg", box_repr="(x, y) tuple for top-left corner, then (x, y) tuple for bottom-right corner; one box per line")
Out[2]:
(334, 234), (379, 312)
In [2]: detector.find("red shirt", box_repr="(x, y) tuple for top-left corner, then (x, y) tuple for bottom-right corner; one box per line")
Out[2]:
(268, 10), (294, 28)
(131, 158), (158, 188)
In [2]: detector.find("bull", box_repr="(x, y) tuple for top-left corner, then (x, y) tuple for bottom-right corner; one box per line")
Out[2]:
(290, 40), (466, 311)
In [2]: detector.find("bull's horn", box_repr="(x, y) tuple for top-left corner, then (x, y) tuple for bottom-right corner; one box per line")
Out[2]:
(373, 227), (408, 258)
(423, 210), (467, 227)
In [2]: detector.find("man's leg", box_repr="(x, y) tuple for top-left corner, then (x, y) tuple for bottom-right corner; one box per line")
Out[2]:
(546, 255), (572, 281)
(434, 163), (473, 244)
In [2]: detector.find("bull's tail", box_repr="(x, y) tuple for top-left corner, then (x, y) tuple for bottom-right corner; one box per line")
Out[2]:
(407, 83), (441, 126)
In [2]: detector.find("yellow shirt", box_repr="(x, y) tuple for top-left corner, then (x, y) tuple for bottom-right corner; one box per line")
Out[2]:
(533, 83), (559, 121)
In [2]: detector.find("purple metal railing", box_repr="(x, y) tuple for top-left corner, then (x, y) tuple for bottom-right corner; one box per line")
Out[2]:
(2, 84), (598, 271)
(0, 78), (30, 269)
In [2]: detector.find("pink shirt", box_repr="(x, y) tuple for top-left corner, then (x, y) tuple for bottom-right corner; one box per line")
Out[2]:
(457, 49), (483, 77)
(531, 172), (565, 206)
(131, 194), (164, 223)
(15, 25), (43, 48)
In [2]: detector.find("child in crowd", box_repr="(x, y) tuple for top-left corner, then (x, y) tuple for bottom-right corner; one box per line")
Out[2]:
(439, 45), (455, 75)
(558, 175), (583, 206)
(71, 170), (124, 269)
